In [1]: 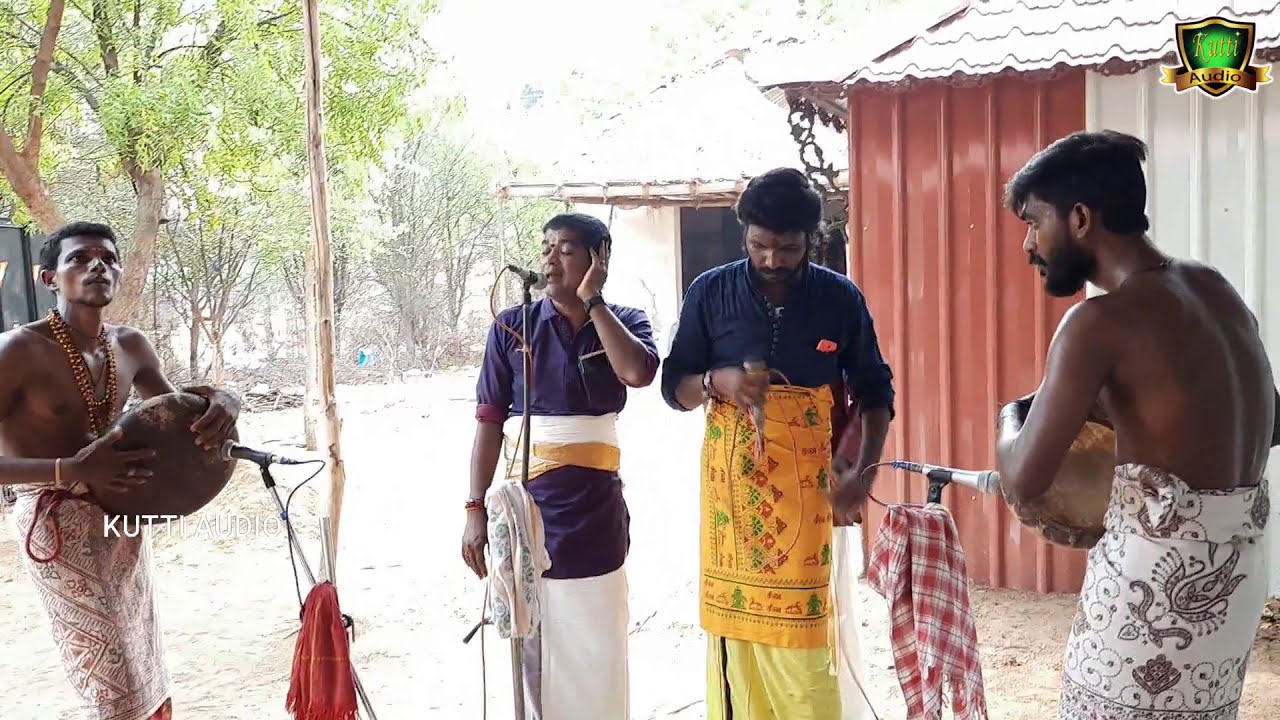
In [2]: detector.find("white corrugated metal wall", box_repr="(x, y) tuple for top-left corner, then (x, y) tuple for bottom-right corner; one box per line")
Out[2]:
(1086, 68), (1280, 594)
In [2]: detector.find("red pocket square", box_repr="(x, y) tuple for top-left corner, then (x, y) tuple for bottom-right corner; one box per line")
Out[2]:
(816, 339), (838, 353)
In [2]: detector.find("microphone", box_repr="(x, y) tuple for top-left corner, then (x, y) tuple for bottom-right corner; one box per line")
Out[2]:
(506, 264), (546, 290)
(889, 460), (1003, 495)
(220, 440), (307, 467)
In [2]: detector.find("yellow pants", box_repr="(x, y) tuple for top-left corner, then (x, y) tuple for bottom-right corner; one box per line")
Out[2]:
(706, 634), (840, 720)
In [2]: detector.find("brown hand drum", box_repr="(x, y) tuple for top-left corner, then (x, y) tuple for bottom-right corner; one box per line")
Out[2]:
(1002, 394), (1117, 549)
(95, 391), (239, 519)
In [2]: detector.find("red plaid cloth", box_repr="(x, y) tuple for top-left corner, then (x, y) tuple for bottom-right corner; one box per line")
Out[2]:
(866, 503), (989, 720)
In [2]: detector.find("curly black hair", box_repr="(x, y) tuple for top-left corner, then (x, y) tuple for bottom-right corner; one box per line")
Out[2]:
(735, 167), (825, 243)
(1004, 130), (1150, 234)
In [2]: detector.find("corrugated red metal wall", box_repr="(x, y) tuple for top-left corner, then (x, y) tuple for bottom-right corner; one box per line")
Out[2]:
(846, 71), (1089, 594)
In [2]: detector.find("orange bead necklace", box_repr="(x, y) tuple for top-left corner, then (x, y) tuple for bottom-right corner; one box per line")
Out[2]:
(48, 309), (118, 437)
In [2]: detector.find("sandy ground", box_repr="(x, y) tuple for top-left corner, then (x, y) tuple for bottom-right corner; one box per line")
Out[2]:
(1, 372), (1277, 719)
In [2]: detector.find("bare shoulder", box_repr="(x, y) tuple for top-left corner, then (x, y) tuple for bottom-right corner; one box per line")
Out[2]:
(0, 324), (53, 367)
(0, 326), (54, 401)
(112, 325), (160, 354)
(1164, 259), (1255, 321)
(1172, 257), (1222, 279)
(1051, 296), (1114, 345)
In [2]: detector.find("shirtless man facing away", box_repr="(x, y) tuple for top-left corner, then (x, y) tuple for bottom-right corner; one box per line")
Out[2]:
(994, 130), (1277, 720)
(0, 221), (240, 720)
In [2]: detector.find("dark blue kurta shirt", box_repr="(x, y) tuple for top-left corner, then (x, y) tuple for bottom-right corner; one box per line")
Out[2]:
(476, 297), (658, 580)
(661, 259), (895, 416)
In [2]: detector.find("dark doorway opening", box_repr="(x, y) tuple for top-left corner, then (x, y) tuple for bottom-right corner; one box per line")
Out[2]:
(0, 220), (51, 330)
(678, 206), (743, 298)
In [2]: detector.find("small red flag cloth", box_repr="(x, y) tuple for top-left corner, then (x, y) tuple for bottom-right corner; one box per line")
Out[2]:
(286, 581), (358, 720)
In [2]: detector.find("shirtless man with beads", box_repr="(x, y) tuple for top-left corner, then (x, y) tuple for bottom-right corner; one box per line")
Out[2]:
(0, 221), (240, 720)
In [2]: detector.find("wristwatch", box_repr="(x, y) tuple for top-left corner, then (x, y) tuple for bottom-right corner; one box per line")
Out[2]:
(584, 294), (606, 315)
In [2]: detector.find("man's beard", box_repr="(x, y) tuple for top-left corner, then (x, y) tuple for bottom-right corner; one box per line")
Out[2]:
(752, 260), (804, 285)
(1032, 241), (1095, 297)
(757, 268), (795, 283)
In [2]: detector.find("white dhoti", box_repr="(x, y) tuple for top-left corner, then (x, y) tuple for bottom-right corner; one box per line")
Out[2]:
(492, 413), (631, 720)
(522, 566), (630, 720)
(1059, 463), (1270, 720)
(831, 526), (875, 720)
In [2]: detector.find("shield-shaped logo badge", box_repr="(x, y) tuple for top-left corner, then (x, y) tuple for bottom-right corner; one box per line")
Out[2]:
(1160, 16), (1273, 97)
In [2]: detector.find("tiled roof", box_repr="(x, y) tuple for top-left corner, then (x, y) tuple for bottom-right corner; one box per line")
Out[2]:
(763, 0), (1280, 89)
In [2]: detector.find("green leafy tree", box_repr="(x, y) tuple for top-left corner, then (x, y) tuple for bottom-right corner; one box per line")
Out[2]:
(0, 0), (428, 324)
(152, 164), (279, 384)
(371, 122), (555, 366)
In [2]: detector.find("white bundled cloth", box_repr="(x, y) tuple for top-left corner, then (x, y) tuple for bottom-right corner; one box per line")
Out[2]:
(831, 525), (877, 720)
(485, 480), (552, 639)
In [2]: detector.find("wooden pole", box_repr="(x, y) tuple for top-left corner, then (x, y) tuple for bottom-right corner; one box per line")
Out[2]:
(301, 0), (348, 562)
(302, 248), (320, 452)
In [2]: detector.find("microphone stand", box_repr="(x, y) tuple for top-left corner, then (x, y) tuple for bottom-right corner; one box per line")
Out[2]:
(508, 271), (537, 720)
(258, 461), (377, 719)
(925, 470), (949, 505)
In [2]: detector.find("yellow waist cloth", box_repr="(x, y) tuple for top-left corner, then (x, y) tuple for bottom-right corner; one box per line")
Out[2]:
(526, 442), (620, 481)
(504, 434), (621, 482)
(700, 384), (835, 650)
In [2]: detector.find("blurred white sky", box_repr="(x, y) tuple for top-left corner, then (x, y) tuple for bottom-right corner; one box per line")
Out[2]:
(419, 0), (886, 111)
(424, 0), (677, 99)
(412, 0), (945, 174)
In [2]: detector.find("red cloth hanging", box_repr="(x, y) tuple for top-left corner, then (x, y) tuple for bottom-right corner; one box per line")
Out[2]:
(286, 581), (358, 720)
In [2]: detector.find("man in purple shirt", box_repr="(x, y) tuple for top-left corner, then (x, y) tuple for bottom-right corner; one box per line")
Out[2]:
(462, 212), (658, 720)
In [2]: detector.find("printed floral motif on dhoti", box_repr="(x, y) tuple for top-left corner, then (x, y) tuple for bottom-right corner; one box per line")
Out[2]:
(11, 487), (172, 720)
(1059, 463), (1269, 720)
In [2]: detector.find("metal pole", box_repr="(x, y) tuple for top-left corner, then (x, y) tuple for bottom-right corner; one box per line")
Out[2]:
(509, 280), (534, 720)
(260, 466), (377, 719)
(319, 517), (336, 583)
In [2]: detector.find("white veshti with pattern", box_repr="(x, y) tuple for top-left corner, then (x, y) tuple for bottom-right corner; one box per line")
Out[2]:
(1059, 463), (1270, 720)
(12, 488), (171, 720)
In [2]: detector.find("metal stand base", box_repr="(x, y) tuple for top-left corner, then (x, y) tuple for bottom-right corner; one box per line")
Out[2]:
(510, 637), (525, 719)
(260, 463), (378, 719)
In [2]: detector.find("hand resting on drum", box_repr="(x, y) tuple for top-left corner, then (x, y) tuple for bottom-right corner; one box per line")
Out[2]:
(182, 384), (240, 451)
(63, 427), (156, 494)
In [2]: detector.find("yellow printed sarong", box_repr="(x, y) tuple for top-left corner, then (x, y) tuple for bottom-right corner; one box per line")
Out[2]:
(700, 384), (836, 649)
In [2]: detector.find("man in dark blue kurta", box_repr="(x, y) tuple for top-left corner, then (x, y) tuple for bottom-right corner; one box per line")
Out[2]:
(662, 168), (895, 719)
(462, 213), (658, 720)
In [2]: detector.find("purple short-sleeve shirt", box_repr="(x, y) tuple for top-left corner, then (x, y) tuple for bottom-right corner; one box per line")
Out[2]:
(476, 297), (658, 579)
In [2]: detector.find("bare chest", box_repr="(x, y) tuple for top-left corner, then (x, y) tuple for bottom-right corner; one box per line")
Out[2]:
(17, 340), (142, 429)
